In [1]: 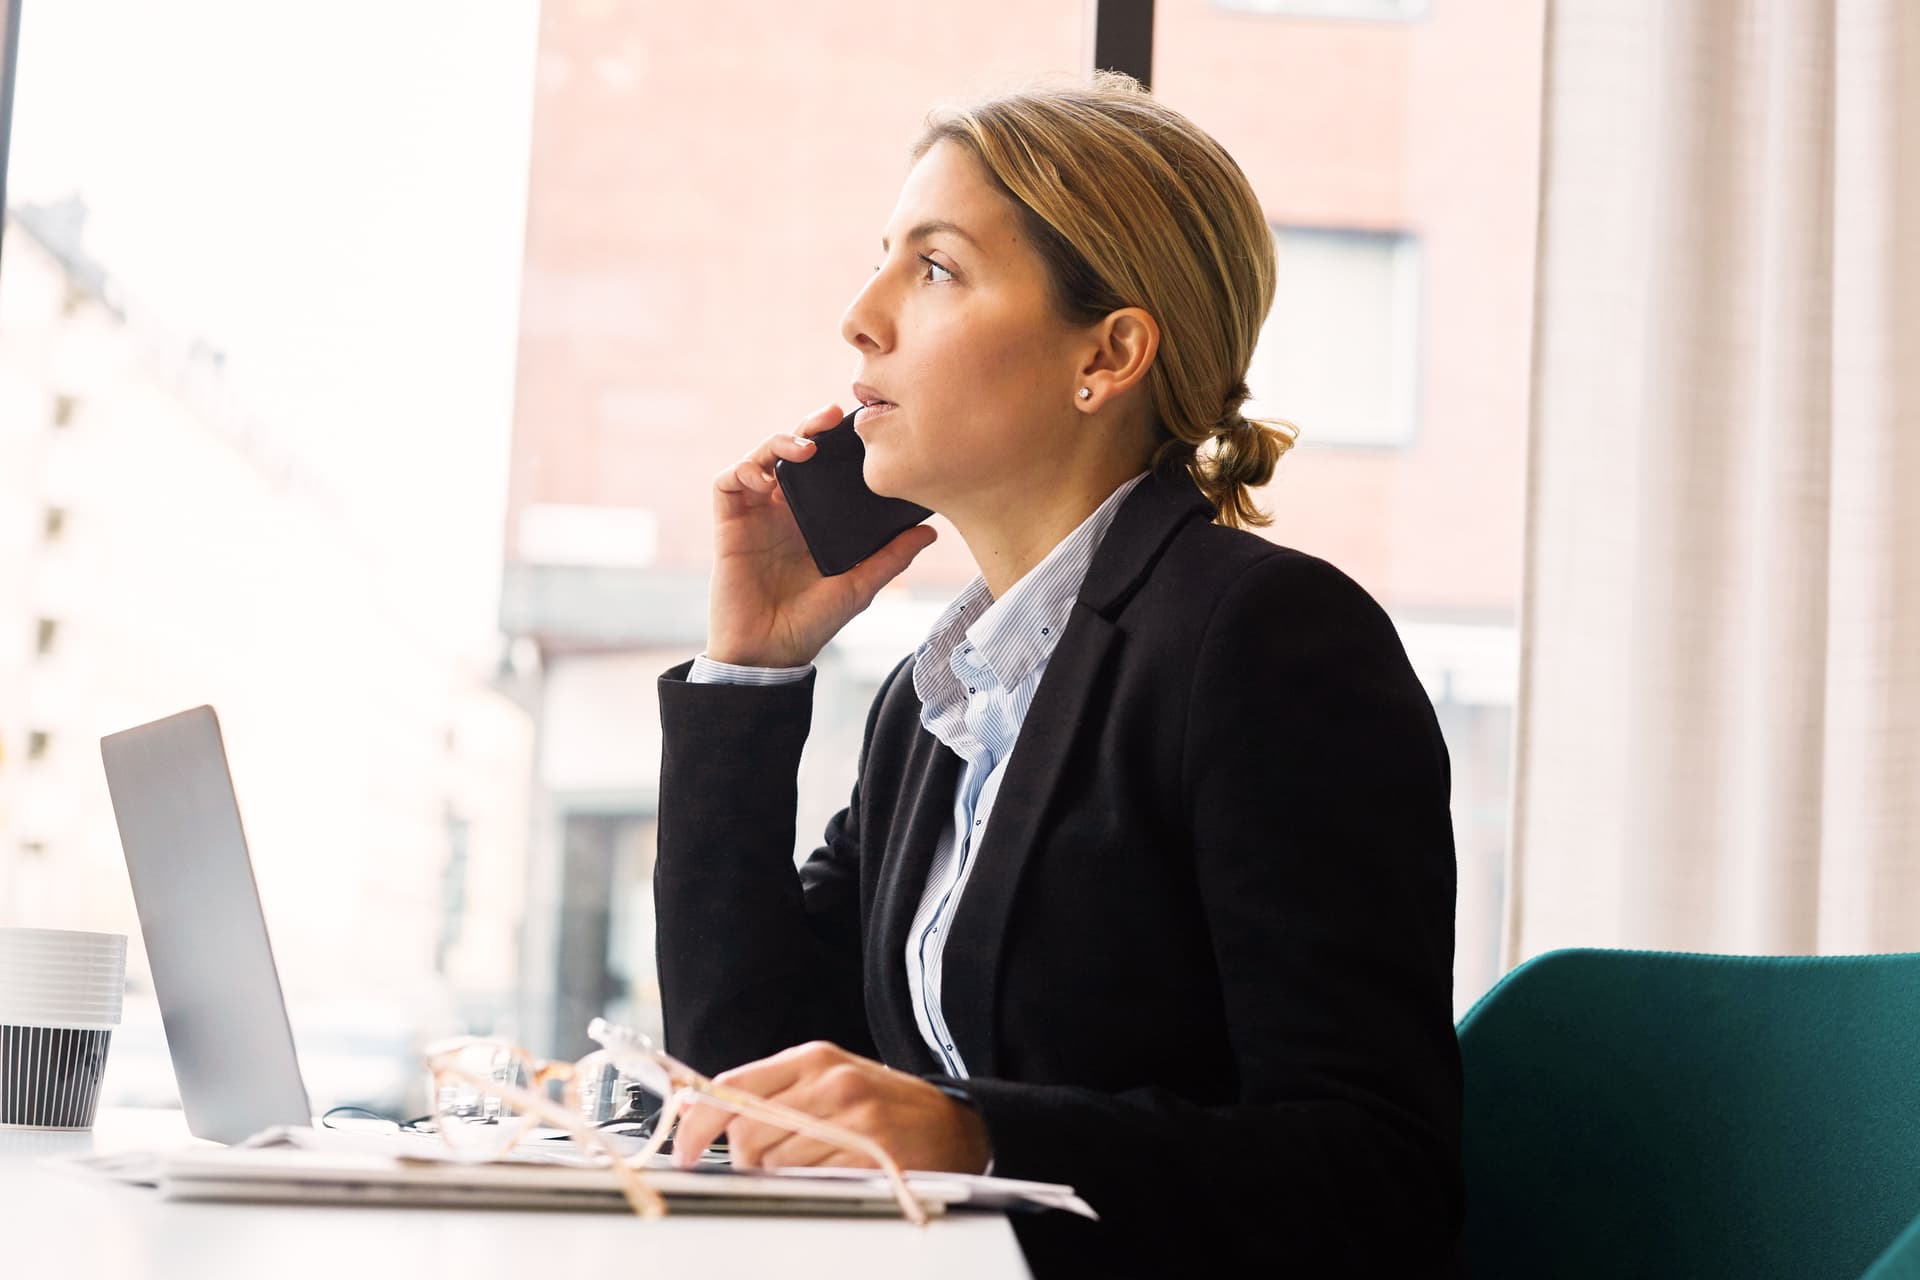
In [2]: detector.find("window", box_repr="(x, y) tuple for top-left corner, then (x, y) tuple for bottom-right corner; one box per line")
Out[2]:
(435, 814), (471, 977)
(1245, 226), (1422, 449)
(1, 0), (1539, 1096)
(4, 2), (545, 1112)
(1155, 6), (1544, 1013)
(1214, 0), (1429, 18)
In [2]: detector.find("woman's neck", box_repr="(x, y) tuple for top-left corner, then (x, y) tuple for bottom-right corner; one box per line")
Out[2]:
(950, 458), (1149, 599)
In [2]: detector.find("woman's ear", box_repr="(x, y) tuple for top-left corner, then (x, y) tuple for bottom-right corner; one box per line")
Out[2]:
(1075, 307), (1160, 408)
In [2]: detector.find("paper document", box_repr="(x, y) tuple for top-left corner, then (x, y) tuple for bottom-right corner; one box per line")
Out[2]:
(59, 1124), (1096, 1220)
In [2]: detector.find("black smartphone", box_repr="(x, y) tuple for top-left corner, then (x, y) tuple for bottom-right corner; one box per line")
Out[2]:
(774, 408), (933, 577)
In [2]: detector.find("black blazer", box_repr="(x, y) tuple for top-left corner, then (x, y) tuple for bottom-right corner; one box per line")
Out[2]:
(654, 463), (1465, 1277)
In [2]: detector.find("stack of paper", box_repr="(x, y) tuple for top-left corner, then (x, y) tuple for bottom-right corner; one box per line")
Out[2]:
(62, 1125), (1096, 1220)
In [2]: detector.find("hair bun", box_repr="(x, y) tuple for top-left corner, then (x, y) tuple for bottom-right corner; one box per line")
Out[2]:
(1214, 408), (1252, 436)
(1223, 378), (1251, 415)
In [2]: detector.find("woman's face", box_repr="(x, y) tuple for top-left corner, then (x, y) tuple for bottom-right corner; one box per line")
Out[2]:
(840, 140), (1088, 516)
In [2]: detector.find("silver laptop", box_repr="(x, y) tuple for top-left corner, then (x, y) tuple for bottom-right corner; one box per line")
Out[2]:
(100, 705), (314, 1143)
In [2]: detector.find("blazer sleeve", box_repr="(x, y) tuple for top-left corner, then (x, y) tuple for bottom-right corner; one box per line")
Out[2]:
(653, 656), (907, 1075)
(954, 553), (1465, 1276)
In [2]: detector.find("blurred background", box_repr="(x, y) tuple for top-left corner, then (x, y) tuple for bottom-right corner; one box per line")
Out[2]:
(0, 0), (1542, 1117)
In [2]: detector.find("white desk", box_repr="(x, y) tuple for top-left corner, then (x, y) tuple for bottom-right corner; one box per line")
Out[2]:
(1, 1109), (1032, 1279)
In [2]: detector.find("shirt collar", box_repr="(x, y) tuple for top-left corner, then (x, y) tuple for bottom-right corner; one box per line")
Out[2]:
(960, 472), (1148, 690)
(912, 472), (1149, 712)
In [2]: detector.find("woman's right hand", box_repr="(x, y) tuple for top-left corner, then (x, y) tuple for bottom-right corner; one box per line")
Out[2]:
(706, 403), (939, 669)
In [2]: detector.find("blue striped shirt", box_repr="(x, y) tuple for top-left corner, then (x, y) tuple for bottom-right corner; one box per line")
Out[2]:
(690, 471), (1148, 1075)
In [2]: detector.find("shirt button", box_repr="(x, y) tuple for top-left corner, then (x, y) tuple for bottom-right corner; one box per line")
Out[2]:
(968, 687), (976, 695)
(975, 819), (983, 827)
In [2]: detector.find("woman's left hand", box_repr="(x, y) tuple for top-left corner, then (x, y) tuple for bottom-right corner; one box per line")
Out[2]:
(668, 1040), (992, 1175)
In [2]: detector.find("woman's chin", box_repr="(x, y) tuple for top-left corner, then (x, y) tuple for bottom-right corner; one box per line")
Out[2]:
(860, 451), (925, 507)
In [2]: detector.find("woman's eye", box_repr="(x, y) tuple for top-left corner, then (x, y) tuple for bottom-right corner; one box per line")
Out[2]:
(871, 256), (955, 283)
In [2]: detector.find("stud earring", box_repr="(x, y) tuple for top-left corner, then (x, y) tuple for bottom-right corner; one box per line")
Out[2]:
(1077, 387), (1092, 400)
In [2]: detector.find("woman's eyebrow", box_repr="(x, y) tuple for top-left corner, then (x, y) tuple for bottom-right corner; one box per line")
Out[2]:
(880, 219), (981, 252)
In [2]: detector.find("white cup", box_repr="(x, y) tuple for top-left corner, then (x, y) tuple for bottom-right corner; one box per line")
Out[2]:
(0, 928), (127, 1129)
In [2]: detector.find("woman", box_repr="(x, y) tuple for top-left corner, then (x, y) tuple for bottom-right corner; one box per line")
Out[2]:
(654, 71), (1464, 1277)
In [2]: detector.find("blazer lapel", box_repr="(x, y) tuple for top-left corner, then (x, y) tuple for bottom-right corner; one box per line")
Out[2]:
(938, 464), (1214, 1076)
(865, 715), (960, 1074)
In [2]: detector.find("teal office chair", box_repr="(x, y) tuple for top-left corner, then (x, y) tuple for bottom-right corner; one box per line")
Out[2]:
(1456, 948), (1920, 1279)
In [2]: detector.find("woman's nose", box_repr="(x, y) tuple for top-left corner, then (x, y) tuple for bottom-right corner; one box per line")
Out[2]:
(840, 273), (891, 352)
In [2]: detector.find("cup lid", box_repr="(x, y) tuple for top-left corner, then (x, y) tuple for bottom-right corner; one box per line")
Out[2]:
(0, 1014), (121, 1030)
(0, 970), (127, 997)
(0, 989), (123, 1004)
(0, 950), (128, 968)
(0, 950), (129, 966)
(0, 1006), (123, 1026)
(0, 927), (127, 950)
(0, 951), (129, 971)
(0, 949), (127, 966)
(0, 947), (127, 967)
(0, 989), (126, 1011)
(0, 982), (124, 997)
(0, 956), (129, 974)
(0, 969), (127, 993)
(0, 984), (124, 1006)
(0, 1008), (124, 1025)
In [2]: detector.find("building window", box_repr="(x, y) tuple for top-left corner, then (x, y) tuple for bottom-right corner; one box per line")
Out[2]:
(1244, 225), (1423, 449)
(52, 395), (79, 428)
(34, 618), (60, 657)
(435, 814), (472, 977)
(43, 508), (68, 542)
(27, 731), (51, 762)
(1214, 0), (1429, 18)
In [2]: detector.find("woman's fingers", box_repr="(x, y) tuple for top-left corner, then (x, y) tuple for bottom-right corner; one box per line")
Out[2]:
(667, 1100), (725, 1167)
(714, 432), (817, 496)
(747, 1114), (879, 1171)
(721, 1113), (837, 1174)
(670, 1041), (846, 1166)
(840, 523), (939, 605)
(712, 407), (839, 497)
(726, 1065), (874, 1169)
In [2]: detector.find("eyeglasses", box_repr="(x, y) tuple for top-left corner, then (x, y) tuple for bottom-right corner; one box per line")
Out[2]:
(420, 1018), (932, 1224)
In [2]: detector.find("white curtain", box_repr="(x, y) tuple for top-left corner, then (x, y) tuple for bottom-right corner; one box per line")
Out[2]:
(1507, 0), (1920, 963)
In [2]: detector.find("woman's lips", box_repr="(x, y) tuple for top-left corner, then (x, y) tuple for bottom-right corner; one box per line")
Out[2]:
(855, 401), (897, 427)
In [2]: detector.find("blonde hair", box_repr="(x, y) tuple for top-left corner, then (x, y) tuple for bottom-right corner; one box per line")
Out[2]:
(911, 70), (1298, 529)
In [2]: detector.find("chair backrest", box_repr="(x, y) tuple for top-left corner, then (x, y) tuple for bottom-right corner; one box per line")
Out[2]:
(1457, 948), (1920, 1280)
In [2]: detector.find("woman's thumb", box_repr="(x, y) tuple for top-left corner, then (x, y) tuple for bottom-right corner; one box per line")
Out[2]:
(844, 523), (938, 605)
